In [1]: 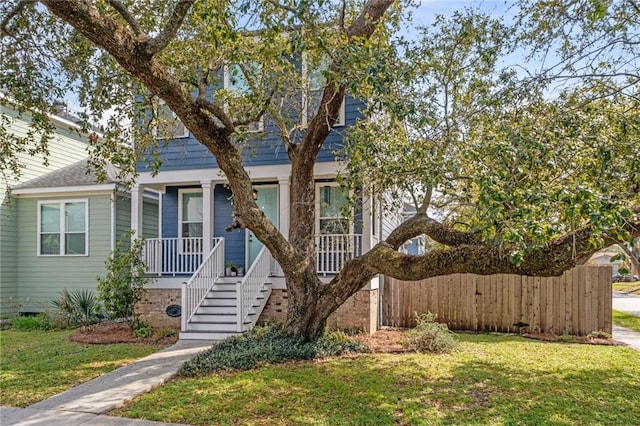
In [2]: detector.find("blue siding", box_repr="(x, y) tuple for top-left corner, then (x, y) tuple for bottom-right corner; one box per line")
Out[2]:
(137, 95), (365, 172)
(161, 185), (246, 270)
(161, 186), (180, 238)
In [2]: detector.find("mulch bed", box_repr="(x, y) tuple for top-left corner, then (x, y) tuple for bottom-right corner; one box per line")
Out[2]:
(69, 322), (179, 345)
(68, 323), (626, 349)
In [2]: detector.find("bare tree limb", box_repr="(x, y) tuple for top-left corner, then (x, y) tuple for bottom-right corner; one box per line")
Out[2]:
(147, 0), (193, 54)
(106, 0), (145, 37)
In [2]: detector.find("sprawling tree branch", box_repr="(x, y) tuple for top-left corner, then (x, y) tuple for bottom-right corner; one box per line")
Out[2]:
(386, 213), (482, 249)
(106, 0), (145, 38)
(369, 208), (640, 280)
(146, 0), (193, 54)
(297, 0), (395, 164)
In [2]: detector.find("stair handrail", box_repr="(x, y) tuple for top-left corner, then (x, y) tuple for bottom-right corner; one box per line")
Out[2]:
(181, 237), (225, 331)
(237, 246), (271, 332)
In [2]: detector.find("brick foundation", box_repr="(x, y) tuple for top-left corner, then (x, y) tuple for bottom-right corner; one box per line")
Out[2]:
(136, 288), (181, 329)
(259, 288), (379, 334)
(139, 287), (379, 334)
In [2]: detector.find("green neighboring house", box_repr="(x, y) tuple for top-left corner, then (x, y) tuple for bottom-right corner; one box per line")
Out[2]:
(1, 103), (90, 315)
(8, 158), (159, 314)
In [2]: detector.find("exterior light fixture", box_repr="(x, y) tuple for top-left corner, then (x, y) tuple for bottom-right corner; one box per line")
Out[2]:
(252, 188), (259, 200)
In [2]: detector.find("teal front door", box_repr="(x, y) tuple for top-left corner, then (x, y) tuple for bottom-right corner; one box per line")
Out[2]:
(247, 186), (278, 267)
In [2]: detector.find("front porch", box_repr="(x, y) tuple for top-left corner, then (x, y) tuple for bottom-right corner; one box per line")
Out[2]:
(142, 234), (364, 277)
(139, 234), (367, 340)
(129, 167), (379, 339)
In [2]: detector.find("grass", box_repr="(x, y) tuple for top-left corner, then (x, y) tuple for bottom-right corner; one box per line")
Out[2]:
(613, 310), (640, 332)
(113, 333), (640, 425)
(0, 329), (164, 407)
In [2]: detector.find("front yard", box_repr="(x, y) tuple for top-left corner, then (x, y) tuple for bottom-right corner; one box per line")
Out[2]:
(0, 330), (165, 407)
(112, 333), (640, 426)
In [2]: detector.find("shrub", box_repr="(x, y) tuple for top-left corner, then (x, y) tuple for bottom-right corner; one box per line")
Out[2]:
(179, 323), (369, 377)
(133, 320), (153, 338)
(404, 312), (458, 354)
(97, 235), (152, 330)
(51, 289), (102, 329)
(12, 313), (52, 331)
(558, 334), (575, 343)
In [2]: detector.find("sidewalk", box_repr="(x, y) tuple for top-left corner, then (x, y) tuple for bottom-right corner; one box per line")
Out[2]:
(612, 291), (640, 351)
(0, 339), (214, 426)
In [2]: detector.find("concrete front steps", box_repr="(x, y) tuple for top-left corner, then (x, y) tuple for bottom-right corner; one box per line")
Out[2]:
(179, 281), (272, 340)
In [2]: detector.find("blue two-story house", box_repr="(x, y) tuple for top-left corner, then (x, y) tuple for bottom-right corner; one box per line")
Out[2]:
(7, 58), (393, 338)
(132, 59), (392, 340)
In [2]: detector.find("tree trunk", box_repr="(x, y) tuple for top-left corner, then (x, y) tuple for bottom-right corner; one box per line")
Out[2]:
(282, 264), (329, 340)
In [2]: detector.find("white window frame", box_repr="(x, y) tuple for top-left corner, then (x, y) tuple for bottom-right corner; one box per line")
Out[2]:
(37, 199), (89, 257)
(315, 183), (353, 235)
(152, 100), (189, 139)
(178, 188), (204, 253)
(302, 53), (345, 128)
(223, 64), (265, 132)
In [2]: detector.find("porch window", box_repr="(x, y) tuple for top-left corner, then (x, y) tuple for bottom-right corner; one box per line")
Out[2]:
(318, 185), (349, 234)
(38, 200), (88, 256)
(303, 55), (345, 127)
(179, 190), (203, 238)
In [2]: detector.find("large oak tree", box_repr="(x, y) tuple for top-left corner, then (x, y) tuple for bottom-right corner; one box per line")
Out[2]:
(1, 0), (638, 339)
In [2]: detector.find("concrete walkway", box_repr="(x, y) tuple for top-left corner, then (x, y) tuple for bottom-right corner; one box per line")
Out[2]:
(612, 291), (640, 350)
(0, 339), (214, 426)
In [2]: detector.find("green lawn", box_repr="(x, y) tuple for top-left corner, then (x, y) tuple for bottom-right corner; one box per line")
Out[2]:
(113, 333), (640, 425)
(0, 330), (164, 407)
(613, 310), (640, 332)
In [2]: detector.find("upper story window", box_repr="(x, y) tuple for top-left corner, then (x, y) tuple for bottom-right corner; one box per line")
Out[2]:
(38, 200), (88, 256)
(304, 56), (345, 128)
(224, 63), (264, 132)
(153, 100), (189, 139)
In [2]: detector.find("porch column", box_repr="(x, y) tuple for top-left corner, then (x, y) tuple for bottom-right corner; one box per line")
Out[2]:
(278, 176), (290, 240)
(361, 192), (373, 254)
(201, 181), (213, 255)
(130, 184), (143, 238)
(277, 176), (291, 276)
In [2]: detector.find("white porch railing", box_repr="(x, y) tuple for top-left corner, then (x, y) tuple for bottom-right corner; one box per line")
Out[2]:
(237, 246), (271, 332)
(181, 238), (225, 331)
(143, 237), (223, 275)
(315, 234), (363, 275)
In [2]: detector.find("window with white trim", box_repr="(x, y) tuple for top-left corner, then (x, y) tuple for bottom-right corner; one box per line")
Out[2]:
(224, 63), (264, 132)
(318, 185), (350, 234)
(178, 189), (203, 253)
(303, 55), (345, 127)
(38, 200), (88, 256)
(153, 100), (189, 139)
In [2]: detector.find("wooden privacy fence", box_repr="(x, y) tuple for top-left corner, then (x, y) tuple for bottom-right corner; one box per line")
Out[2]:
(382, 266), (612, 336)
